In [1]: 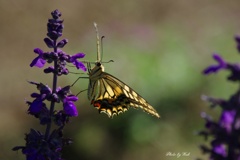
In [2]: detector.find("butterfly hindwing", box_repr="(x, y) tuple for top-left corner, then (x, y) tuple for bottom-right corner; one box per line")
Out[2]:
(88, 70), (160, 118)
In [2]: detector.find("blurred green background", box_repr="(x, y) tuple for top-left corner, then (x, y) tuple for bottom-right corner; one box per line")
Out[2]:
(1, 0), (240, 160)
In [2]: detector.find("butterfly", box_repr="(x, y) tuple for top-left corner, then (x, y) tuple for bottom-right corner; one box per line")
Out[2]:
(86, 23), (160, 118)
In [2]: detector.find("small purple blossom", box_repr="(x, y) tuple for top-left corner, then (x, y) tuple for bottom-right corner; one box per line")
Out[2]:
(203, 53), (226, 74)
(57, 39), (68, 48)
(69, 53), (87, 71)
(63, 100), (78, 117)
(54, 111), (69, 126)
(30, 48), (46, 68)
(203, 52), (240, 82)
(219, 110), (236, 133)
(44, 38), (54, 48)
(44, 66), (55, 73)
(28, 99), (44, 115)
(211, 141), (227, 159)
(57, 86), (79, 117)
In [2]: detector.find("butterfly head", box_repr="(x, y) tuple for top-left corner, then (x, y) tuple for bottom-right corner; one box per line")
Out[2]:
(87, 61), (105, 79)
(95, 61), (105, 72)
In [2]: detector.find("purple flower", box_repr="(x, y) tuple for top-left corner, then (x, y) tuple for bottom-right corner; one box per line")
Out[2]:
(16, 129), (65, 160)
(69, 53), (87, 71)
(63, 95), (78, 117)
(63, 101), (78, 117)
(27, 91), (51, 125)
(64, 94), (78, 102)
(55, 86), (79, 117)
(44, 38), (54, 48)
(57, 39), (68, 48)
(203, 52), (240, 81)
(54, 111), (69, 126)
(51, 9), (62, 19)
(211, 141), (227, 158)
(203, 53), (226, 74)
(56, 86), (70, 100)
(219, 110), (236, 133)
(28, 99), (44, 115)
(30, 48), (46, 68)
(44, 66), (55, 73)
(29, 82), (52, 100)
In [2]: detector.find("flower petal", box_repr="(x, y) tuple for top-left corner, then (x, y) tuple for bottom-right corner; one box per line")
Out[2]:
(30, 56), (46, 68)
(203, 54), (226, 74)
(44, 38), (54, 48)
(30, 48), (46, 68)
(28, 99), (43, 115)
(65, 95), (78, 102)
(219, 110), (236, 133)
(33, 48), (44, 55)
(71, 53), (85, 59)
(63, 101), (78, 116)
(57, 39), (68, 48)
(73, 60), (87, 71)
(69, 53), (86, 71)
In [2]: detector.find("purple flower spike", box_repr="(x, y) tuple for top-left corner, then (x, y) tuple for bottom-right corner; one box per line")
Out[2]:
(13, 10), (86, 159)
(69, 53), (87, 71)
(63, 101), (78, 117)
(203, 53), (226, 74)
(200, 36), (240, 160)
(30, 48), (46, 68)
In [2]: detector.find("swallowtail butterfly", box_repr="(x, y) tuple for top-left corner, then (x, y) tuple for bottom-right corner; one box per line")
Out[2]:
(86, 23), (160, 118)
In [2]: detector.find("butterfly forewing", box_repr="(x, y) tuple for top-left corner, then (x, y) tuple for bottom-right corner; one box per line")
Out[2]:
(103, 72), (160, 118)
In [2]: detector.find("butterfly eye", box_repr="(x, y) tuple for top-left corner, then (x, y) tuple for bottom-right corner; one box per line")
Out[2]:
(96, 62), (101, 67)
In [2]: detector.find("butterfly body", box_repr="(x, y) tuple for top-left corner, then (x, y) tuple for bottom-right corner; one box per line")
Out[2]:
(86, 23), (160, 118)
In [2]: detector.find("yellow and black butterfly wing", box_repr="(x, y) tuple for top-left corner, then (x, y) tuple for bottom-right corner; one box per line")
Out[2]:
(88, 71), (160, 118)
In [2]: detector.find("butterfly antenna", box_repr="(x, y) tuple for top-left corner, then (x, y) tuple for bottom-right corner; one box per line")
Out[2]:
(102, 60), (114, 64)
(101, 36), (105, 62)
(94, 22), (101, 63)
